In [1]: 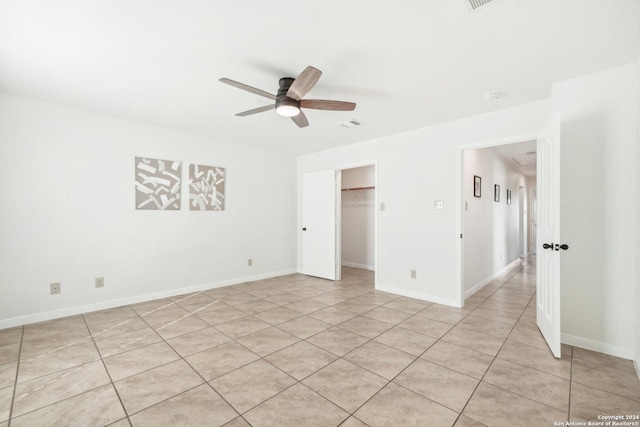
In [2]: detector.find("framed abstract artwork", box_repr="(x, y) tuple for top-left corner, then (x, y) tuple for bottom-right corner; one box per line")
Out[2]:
(189, 164), (225, 211)
(474, 175), (481, 198)
(134, 157), (181, 210)
(507, 189), (512, 205)
(494, 184), (500, 202)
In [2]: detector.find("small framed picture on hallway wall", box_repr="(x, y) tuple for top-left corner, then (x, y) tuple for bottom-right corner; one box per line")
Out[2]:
(507, 189), (512, 205)
(474, 175), (481, 198)
(494, 184), (500, 202)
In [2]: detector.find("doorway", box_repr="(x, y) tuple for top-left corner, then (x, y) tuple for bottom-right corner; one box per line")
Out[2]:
(339, 166), (376, 280)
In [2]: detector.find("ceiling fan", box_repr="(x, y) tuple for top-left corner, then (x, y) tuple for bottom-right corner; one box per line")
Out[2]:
(219, 66), (356, 128)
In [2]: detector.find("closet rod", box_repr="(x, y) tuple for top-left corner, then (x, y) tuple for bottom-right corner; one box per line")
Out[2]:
(341, 186), (375, 192)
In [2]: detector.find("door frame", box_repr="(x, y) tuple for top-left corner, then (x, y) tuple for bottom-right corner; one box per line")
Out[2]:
(456, 132), (538, 307)
(334, 161), (378, 286)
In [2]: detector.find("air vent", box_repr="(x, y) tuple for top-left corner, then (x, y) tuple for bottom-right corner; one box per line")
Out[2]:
(461, 0), (494, 11)
(339, 119), (363, 129)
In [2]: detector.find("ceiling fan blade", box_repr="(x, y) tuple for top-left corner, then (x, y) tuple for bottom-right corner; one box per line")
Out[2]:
(286, 66), (322, 101)
(219, 78), (276, 100)
(300, 99), (356, 111)
(291, 111), (309, 128)
(235, 104), (275, 117)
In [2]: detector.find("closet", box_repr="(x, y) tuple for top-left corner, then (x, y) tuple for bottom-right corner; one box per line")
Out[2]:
(340, 166), (375, 273)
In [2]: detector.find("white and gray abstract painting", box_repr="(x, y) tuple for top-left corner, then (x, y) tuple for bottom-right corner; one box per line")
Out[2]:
(189, 164), (225, 211)
(135, 157), (181, 210)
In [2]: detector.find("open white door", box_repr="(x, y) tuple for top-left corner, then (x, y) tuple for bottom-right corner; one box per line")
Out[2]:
(536, 114), (562, 358)
(302, 170), (337, 280)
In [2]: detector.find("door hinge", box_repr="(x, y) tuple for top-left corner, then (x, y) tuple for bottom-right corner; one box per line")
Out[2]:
(460, 234), (463, 238)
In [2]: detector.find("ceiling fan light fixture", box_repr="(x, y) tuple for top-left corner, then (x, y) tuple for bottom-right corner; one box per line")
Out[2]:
(276, 104), (300, 117)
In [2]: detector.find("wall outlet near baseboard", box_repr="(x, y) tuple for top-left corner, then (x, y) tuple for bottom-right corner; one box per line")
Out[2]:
(248, 258), (253, 267)
(50, 282), (61, 294)
(95, 277), (104, 288)
(410, 270), (416, 279)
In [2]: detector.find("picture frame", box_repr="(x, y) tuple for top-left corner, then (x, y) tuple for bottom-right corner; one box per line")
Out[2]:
(494, 184), (500, 202)
(507, 189), (512, 205)
(473, 175), (482, 198)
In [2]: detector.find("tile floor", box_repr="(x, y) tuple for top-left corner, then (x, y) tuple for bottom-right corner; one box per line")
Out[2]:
(0, 262), (639, 426)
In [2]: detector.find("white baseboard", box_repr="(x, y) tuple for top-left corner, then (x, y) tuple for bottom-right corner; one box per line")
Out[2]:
(561, 333), (635, 360)
(464, 258), (522, 299)
(0, 269), (296, 330)
(341, 262), (375, 271)
(376, 284), (461, 308)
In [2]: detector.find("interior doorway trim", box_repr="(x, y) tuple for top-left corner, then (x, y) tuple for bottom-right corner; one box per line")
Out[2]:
(456, 132), (538, 307)
(334, 160), (378, 287)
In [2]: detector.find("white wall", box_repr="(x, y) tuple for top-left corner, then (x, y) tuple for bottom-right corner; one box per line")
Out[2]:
(463, 147), (527, 295)
(553, 63), (637, 358)
(341, 166), (375, 270)
(0, 94), (297, 328)
(636, 54), (640, 374)
(297, 100), (551, 306)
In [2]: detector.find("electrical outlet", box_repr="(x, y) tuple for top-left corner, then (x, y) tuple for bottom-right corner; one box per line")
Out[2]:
(248, 258), (253, 267)
(434, 200), (444, 210)
(50, 282), (61, 295)
(410, 270), (416, 279)
(95, 277), (104, 288)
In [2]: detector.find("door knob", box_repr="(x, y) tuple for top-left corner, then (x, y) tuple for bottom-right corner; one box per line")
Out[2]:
(302, 227), (307, 231)
(542, 243), (553, 250)
(559, 244), (569, 250)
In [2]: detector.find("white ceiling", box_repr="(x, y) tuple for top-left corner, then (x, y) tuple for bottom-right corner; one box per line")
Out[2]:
(492, 139), (537, 176)
(1, 0), (638, 155)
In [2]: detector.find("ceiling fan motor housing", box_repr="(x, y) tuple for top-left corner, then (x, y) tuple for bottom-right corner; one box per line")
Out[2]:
(276, 77), (299, 110)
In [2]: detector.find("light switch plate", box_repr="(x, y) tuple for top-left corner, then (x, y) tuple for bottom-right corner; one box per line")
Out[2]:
(434, 200), (444, 210)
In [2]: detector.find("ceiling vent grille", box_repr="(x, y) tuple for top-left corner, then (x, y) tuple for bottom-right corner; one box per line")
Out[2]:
(461, 0), (494, 11)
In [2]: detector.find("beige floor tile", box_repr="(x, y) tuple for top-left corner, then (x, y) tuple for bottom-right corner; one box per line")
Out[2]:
(360, 307), (412, 325)
(0, 343), (20, 365)
(308, 307), (357, 325)
(12, 360), (111, 417)
(483, 358), (570, 411)
(373, 326), (437, 356)
(463, 308), (519, 326)
(303, 359), (387, 413)
(572, 347), (637, 374)
(214, 317), (271, 339)
(306, 327), (369, 357)
(422, 341), (494, 379)
(310, 293), (352, 306)
(265, 341), (337, 381)
(140, 306), (191, 326)
(185, 341), (259, 380)
(19, 328), (92, 360)
(87, 316), (150, 340)
(382, 298), (432, 314)
(152, 315), (209, 340)
(344, 341), (416, 380)
(219, 293), (260, 306)
(103, 341), (180, 381)
(10, 384), (125, 427)
(22, 317), (87, 341)
(497, 338), (570, 379)
(223, 417), (251, 427)
(507, 323), (550, 350)
(0, 362), (17, 389)
(115, 359), (203, 415)
(462, 382), (566, 427)
(394, 358), (478, 412)
(236, 327), (299, 357)
(130, 298), (176, 315)
(454, 415), (488, 426)
(0, 387), (12, 422)
(165, 327), (231, 357)
(129, 384), (237, 427)
(211, 360), (296, 413)
(333, 300), (378, 315)
(83, 306), (139, 328)
(17, 340), (101, 383)
(94, 327), (163, 358)
(572, 357), (640, 402)
(234, 299), (280, 315)
(354, 382), (459, 427)
(570, 382), (640, 421)
(398, 316), (453, 339)
(337, 316), (392, 339)
(0, 328), (22, 347)
(253, 307), (302, 325)
(246, 287), (286, 298)
(415, 306), (469, 325)
(441, 326), (505, 356)
(203, 287), (243, 298)
(456, 317), (514, 339)
(264, 292), (305, 306)
(106, 418), (131, 427)
(283, 299), (328, 315)
(196, 306), (247, 326)
(244, 383), (349, 427)
(275, 316), (331, 339)
(339, 416), (368, 427)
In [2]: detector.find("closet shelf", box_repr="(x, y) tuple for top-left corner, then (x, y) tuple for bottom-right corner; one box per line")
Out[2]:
(341, 186), (375, 192)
